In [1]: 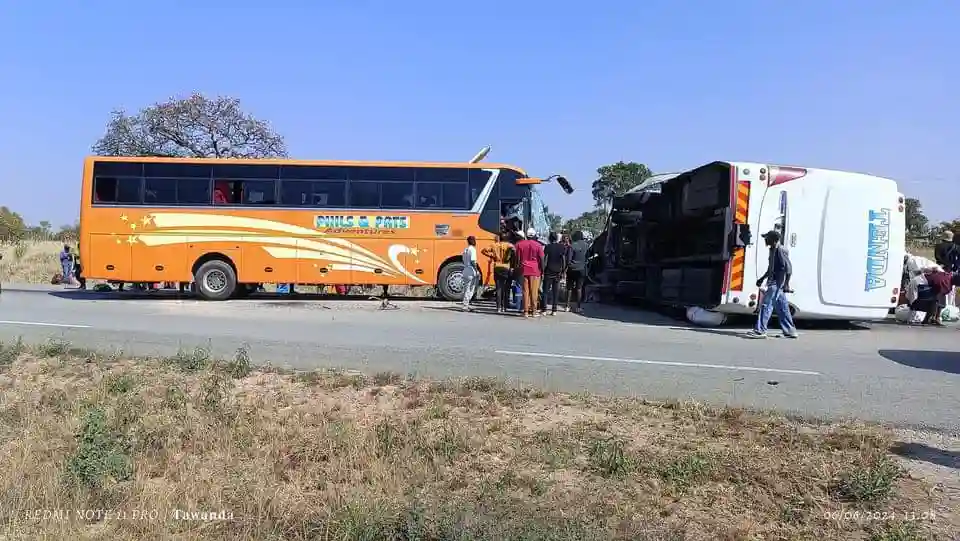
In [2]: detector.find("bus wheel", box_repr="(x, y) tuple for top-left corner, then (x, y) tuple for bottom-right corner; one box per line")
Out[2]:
(194, 259), (237, 301)
(437, 262), (466, 301)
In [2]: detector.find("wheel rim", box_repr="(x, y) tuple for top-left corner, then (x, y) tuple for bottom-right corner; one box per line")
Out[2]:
(446, 270), (464, 295)
(204, 269), (228, 294)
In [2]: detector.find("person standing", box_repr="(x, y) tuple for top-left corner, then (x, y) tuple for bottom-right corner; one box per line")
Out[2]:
(73, 243), (86, 290)
(541, 232), (566, 315)
(59, 245), (75, 287)
(934, 230), (958, 306)
(565, 230), (590, 313)
(460, 236), (481, 311)
(515, 228), (545, 318)
(481, 233), (514, 313)
(746, 230), (798, 339)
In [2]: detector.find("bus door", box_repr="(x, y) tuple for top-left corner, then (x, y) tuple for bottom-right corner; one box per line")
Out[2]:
(500, 198), (527, 240)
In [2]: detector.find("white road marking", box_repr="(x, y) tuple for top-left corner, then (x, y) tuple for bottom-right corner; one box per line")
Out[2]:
(0, 320), (90, 329)
(495, 350), (822, 376)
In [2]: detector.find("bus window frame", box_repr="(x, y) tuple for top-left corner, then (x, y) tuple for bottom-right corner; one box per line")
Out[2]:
(88, 161), (529, 219)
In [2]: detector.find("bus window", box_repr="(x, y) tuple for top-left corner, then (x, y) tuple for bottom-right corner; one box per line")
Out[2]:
(381, 182), (415, 209)
(442, 183), (468, 209)
(469, 169), (494, 207)
(93, 176), (142, 204)
(774, 190), (788, 241)
(279, 180), (346, 207)
(416, 183), (442, 208)
(241, 180), (277, 205)
(350, 182), (380, 208)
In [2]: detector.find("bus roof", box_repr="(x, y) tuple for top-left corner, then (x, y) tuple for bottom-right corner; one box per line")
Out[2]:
(86, 155), (529, 176)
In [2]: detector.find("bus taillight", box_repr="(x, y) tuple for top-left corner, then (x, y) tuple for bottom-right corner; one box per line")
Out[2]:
(767, 166), (807, 187)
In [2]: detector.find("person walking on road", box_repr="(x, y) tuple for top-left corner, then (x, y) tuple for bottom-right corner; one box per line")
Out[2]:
(515, 227), (545, 318)
(746, 230), (798, 339)
(481, 233), (515, 313)
(460, 235), (481, 311)
(541, 232), (566, 315)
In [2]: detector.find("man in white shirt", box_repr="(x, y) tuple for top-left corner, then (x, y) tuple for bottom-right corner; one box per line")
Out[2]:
(461, 235), (480, 311)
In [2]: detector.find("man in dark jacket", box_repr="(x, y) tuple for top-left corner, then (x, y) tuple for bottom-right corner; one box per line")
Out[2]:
(933, 230), (958, 307)
(746, 230), (798, 339)
(541, 232), (567, 315)
(934, 231), (958, 272)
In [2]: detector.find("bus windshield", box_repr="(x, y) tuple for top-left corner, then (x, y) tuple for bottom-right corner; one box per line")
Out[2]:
(529, 187), (550, 241)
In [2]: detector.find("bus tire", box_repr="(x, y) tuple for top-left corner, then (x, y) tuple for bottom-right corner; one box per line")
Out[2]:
(437, 262), (467, 302)
(194, 259), (237, 301)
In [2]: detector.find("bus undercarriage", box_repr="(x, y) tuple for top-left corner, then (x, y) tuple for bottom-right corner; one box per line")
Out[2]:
(586, 162), (744, 313)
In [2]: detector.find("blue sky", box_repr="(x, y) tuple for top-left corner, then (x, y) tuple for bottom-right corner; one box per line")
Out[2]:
(1, 1), (956, 226)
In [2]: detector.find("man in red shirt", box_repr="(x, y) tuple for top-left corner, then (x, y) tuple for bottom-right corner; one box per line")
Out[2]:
(515, 227), (545, 317)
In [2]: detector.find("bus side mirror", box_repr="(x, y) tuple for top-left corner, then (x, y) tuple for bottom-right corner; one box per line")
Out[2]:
(555, 176), (574, 194)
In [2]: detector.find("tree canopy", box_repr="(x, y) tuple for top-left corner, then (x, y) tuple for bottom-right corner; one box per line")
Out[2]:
(591, 161), (652, 210)
(92, 93), (287, 159)
(904, 197), (929, 239)
(563, 209), (607, 237)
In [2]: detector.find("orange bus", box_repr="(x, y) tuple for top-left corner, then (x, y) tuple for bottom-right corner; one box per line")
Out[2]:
(80, 156), (572, 301)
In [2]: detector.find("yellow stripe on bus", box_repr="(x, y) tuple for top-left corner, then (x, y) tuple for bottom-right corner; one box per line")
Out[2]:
(729, 180), (750, 291)
(730, 247), (746, 291)
(734, 181), (750, 224)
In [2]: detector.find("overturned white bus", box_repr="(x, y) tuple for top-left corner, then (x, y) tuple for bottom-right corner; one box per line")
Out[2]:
(590, 161), (905, 321)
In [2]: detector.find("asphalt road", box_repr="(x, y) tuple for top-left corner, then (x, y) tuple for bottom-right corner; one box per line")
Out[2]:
(1, 284), (958, 433)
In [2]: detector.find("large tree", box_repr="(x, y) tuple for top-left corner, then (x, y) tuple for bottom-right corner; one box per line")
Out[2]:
(903, 197), (929, 238)
(92, 93), (287, 158)
(591, 161), (652, 211)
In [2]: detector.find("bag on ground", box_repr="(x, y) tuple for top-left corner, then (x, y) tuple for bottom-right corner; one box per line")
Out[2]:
(686, 306), (727, 327)
(894, 304), (925, 324)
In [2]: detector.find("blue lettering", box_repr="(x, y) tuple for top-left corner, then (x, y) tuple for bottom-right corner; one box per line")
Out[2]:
(315, 215), (410, 230)
(864, 209), (891, 292)
(315, 215), (355, 229)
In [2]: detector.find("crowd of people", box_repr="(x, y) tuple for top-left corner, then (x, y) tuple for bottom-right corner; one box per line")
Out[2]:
(901, 230), (960, 327)
(460, 227), (591, 317)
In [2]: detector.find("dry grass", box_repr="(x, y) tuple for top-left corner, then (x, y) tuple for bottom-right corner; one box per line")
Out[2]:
(0, 340), (954, 540)
(0, 239), (66, 284)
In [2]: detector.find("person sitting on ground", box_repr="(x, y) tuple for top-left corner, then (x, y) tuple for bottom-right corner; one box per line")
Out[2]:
(920, 269), (960, 326)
